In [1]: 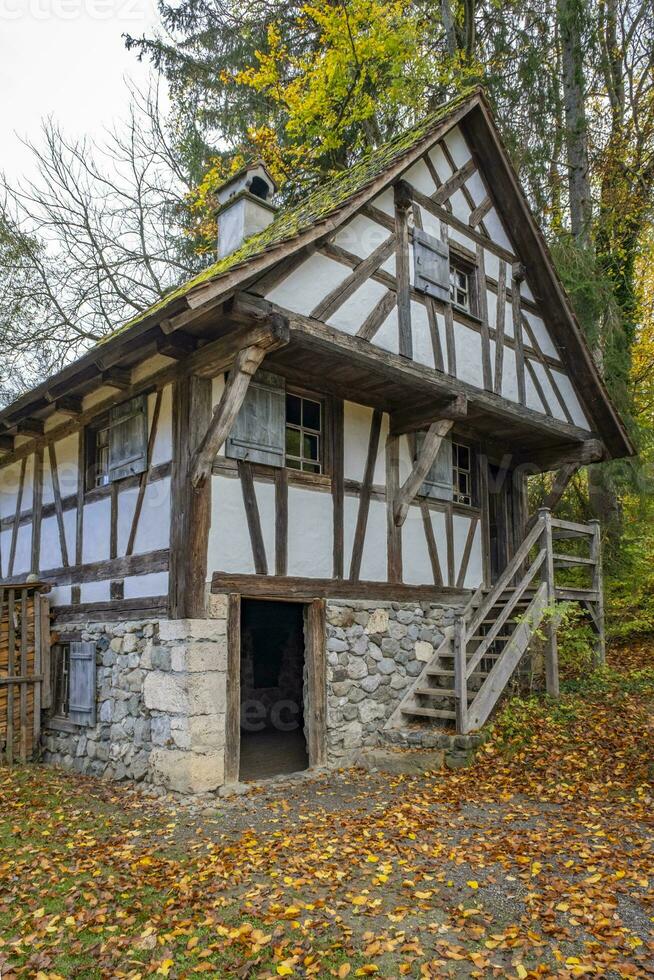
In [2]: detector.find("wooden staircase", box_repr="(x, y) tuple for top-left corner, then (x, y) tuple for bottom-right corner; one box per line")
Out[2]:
(386, 509), (604, 735)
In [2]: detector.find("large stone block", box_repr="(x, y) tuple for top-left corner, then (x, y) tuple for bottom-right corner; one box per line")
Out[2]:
(143, 671), (226, 715)
(149, 748), (224, 794)
(158, 619), (226, 642)
(170, 640), (227, 673)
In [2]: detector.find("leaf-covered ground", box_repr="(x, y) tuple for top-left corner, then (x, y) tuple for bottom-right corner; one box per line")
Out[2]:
(1, 645), (652, 979)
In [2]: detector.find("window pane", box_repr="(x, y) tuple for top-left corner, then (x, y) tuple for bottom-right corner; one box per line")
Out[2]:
(303, 461), (321, 474)
(286, 457), (301, 470)
(285, 427), (301, 457)
(303, 433), (319, 461)
(286, 393), (301, 426)
(302, 398), (321, 431)
(458, 445), (470, 468)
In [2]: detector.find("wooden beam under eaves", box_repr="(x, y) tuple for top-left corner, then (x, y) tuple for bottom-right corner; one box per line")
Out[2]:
(0, 434), (15, 452)
(156, 331), (198, 360)
(517, 438), (605, 474)
(390, 394), (467, 436)
(54, 396), (83, 417)
(393, 419), (454, 526)
(16, 418), (45, 437)
(101, 367), (132, 390)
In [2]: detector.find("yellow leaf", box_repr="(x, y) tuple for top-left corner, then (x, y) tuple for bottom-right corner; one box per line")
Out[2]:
(466, 880), (479, 889)
(277, 966), (294, 976)
(355, 967), (379, 977)
(338, 965), (351, 978)
(516, 965), (528, 979)
(157, 960), (174, 977)
(351, 895), (368, 906)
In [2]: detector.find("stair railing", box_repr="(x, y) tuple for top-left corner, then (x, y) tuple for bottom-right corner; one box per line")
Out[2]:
(454, 511), (551, 733)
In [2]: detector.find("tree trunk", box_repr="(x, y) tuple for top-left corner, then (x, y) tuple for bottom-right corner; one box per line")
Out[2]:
(557, 0), (593, 244)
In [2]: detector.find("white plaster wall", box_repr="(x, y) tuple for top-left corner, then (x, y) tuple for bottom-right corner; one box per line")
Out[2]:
(12, 523), (32, 575)
(82, 497), (111, 564)
(357, 498), (388, 582)
(150, 385), (173, 465)
(410, 301), (436, 369)
(373, 306), (400, 355)
(49, 585), (71, 607)
(0, 529), (10, 578)
(254, 478), (276, 573)
(524, 311), (558, 359)
(428, 509), (449, 584)
(124, 571), (169, 599)
(402, 505), (435, 585)
(328, 279), (387, 336)
(128, 477), (171, 555)
(452, 514), (483, 588)
(266, 252), (349, 314)
(209, 473), (255, 575)
(333, 213), (389, 259)
(344, 402), (373, 483)
(444, 127), (471, 167)
(402, 158), (437, 196)
(551, 371), (590, 429)
(287, 486), (333, 578)
(0, 454), (34, 520)
(80, 580), (111, 603)
(40, 516), (64, 571)
(454, 324), (484, 388)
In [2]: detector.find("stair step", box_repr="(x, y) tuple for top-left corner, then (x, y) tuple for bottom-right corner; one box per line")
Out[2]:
(401, 706), (456, 720)
(426, 667), (487, 679)
(415, 687), (455, 698)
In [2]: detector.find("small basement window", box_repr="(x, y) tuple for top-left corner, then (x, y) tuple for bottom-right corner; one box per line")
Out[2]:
(86, 394), (148, 490)
(51, 643), (71, 720)
(285, 393), (323, 473)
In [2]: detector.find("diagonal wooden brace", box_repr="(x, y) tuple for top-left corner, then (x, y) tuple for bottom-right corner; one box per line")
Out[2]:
(393, 419), (454, 527)
(525, 461), (580, 532)
(191, 345), (266, 489)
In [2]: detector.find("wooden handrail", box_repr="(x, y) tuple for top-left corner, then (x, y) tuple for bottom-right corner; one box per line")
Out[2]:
(466, 516), (546, 639)
(465, 549), (546, 679)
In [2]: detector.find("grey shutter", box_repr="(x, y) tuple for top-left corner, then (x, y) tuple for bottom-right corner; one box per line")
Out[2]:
(68, 641), (96, 727)
(413, 228), (450, 301)
(108, 395), (148, 482)
(417, 431), (453, 500)
(226, 370), (285, 467)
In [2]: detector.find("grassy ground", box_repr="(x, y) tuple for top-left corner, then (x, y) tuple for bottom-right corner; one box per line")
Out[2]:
(0, 644), (652, 979)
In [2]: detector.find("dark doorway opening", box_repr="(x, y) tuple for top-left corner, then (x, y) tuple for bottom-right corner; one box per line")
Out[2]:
(488, 465), (515, 583)
(239, 599), (308, 781)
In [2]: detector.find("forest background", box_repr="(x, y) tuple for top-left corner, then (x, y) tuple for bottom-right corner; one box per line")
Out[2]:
(1, 0), (653, 639)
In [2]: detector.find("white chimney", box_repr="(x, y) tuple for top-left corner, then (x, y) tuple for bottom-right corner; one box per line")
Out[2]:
(216, 162), (277, 258)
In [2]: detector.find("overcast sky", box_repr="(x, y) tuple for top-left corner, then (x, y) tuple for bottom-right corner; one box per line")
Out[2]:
(1, 0), (163, 180)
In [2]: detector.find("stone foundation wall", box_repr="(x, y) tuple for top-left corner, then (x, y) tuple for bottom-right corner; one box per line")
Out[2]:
(42, 602), (229, 794)
(325, 599), (463, 763)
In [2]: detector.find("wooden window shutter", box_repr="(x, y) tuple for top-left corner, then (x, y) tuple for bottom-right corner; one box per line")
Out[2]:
(418, 431), (454, 500)
(413, 228), (450, 302)
(108, 395), (148, 482)
(226, 370), (285, 467)
(68, 641), (96, 727)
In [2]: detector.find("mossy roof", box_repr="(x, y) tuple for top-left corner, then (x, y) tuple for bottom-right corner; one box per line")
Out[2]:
(112, 89), (477, 339)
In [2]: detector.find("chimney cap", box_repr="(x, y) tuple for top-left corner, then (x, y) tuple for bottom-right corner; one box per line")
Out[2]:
(216, 160), (277, 207)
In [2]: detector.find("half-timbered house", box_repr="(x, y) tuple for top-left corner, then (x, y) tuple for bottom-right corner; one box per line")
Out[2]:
(0, 89), (633, 791)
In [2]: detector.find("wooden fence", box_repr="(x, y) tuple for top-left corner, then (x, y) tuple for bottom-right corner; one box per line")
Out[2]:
(0, 584), (51, 765)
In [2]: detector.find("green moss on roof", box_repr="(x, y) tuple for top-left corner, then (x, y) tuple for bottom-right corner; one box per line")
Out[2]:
(108, 89), (477, 341)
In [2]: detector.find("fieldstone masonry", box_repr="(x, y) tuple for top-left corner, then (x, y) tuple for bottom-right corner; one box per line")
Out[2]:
(324, 598), (461, 763)
(42, 602), (229, 795)
(43, 594), (474, 792)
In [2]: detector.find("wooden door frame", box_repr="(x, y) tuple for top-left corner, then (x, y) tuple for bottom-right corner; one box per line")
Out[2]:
(224, 593), (327, 785)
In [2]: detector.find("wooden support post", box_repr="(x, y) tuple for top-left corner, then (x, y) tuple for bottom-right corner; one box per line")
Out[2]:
(168, 374), (212, 619)
(393, 419), (453, 526)
(454, 615), (468, 734)
(589, 519), (605, 665)
(394, 182), (413, 359)
(224, 593), (241, 785)
(305, 598), (327, 768)
(539, 507), (559, 697)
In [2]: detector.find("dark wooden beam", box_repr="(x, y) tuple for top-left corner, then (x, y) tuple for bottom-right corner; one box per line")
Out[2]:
(516, 439), (605, 474)
(390, 394), (467, 436)
(101, 367), (132, 390)
(156, 331), (198, 360)
(0, 434), (14, 452)
(394, 419), (454, 526)
(54, 396), (83, 417)
(15, 418), (45, 437)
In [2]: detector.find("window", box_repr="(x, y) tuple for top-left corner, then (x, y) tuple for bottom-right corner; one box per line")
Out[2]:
(285, 393), (322, 473)
(51, 643), (71, 720)
(452, 442), (473, 505)
(48, 641), (96, 728)
(449, 262), (473, 313)
(86, 395), (148, 490)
